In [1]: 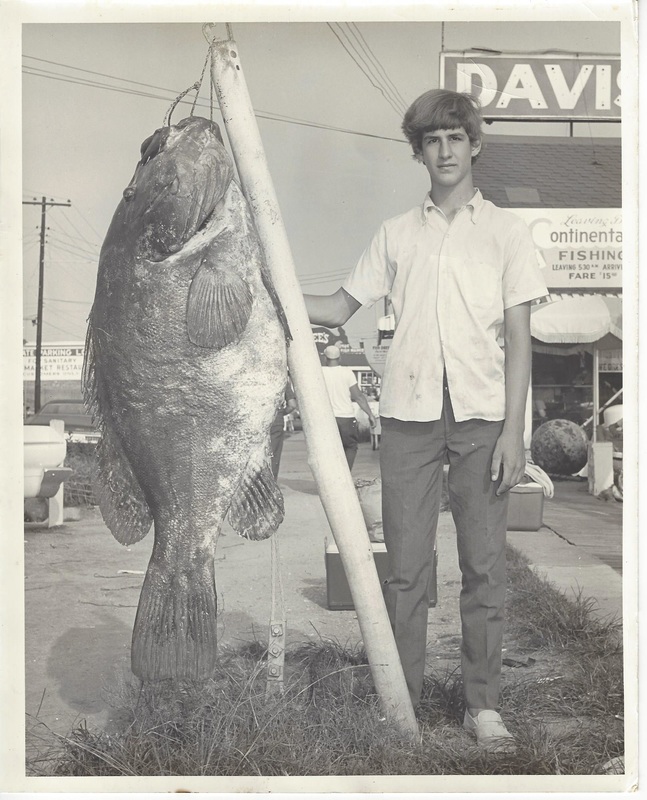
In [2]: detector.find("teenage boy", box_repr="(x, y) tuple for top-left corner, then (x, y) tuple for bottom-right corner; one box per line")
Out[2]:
(304, 89), (547, 752)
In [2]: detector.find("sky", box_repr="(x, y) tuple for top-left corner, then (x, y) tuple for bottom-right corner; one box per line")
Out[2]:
(13, 11), (626, 351)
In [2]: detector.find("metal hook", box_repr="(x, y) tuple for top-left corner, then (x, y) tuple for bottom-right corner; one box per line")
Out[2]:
(202, 22), (234, 44)
(202, 22), (218, 44)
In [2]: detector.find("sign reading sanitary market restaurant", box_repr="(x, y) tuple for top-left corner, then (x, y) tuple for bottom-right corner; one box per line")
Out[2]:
(510, 208), (622, 290)
(23, 342), (85, 381)
(440, 52), (621, 121)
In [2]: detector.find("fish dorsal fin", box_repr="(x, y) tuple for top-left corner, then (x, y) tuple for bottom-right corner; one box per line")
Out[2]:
(227, 457), (284, 540)
(186, 234), (253, 349)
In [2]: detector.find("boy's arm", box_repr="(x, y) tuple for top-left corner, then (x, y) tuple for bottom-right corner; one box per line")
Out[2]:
(304, 287), (362, 327)
(491, 301), (532, 495)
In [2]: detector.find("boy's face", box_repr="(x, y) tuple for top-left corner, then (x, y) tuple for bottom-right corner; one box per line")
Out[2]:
(420, 127), (481, 192)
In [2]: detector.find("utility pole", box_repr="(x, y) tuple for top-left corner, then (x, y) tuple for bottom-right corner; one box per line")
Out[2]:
(23, 196), (71, 412)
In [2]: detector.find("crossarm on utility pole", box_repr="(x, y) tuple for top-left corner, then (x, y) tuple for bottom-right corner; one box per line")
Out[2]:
(209, 34), (418, 738)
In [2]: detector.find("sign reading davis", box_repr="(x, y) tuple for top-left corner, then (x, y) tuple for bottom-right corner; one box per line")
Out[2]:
(510, 209), (622, 290)
(440, 53), (621, 121)
(23, 342), (85, 381)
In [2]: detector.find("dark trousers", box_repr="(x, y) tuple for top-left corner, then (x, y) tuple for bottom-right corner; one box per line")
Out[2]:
(336, 416), (359, 470)
(380, 389), (508, 710)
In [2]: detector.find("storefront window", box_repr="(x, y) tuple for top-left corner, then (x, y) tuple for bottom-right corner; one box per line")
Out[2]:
(532, 351), (593, 429)
(532, 350), (623, 432)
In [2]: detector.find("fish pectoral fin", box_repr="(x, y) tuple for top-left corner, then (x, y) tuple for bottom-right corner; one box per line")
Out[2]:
(187, 261), (253, 349)
(227, 460), (284, 541)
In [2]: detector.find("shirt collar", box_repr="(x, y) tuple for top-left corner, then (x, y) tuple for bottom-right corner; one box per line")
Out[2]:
(422, 188), (485, 224)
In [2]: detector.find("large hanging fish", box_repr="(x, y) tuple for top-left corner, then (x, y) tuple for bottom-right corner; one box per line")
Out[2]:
(84, 116), (290, 681)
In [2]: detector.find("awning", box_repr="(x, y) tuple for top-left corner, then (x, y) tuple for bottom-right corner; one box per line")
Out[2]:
(531, 292), (622, 355)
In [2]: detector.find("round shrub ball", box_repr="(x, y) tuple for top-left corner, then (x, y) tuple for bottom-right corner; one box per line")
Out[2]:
(531, 419), (589, 475)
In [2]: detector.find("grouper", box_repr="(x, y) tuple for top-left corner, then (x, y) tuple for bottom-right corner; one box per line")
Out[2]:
(83, 116), (290, 681)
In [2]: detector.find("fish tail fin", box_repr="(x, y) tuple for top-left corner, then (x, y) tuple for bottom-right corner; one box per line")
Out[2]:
(132, 551), (218, 680)
(227, 459), (284, 541)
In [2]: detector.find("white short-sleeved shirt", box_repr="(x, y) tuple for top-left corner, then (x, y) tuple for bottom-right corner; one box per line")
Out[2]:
(344, 190), (548, 423)
(321, 366), (357, 417)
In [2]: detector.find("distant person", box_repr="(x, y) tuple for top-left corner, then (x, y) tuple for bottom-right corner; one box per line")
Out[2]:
(321, 345), (376, 470)
(369, 398), (381, 450)
(305, 89), (547, 751)
(270, 380), (298, 478)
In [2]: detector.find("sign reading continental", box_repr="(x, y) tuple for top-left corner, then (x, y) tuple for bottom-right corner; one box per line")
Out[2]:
(440, 53), (621, 120)
(510, 209), (622, 289)
(23, 342), (85, 381)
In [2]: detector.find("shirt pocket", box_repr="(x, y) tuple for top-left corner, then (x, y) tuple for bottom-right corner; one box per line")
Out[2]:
(457, 259), (501, 312)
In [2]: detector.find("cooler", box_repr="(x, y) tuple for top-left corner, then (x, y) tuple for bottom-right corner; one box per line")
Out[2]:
(325, 540), (438, 611)
(507, 481), (544, 531)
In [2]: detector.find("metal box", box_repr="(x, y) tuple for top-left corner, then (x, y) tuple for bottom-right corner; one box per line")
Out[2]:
(325, 540), (437, 611)
(507, 482), (545, 531)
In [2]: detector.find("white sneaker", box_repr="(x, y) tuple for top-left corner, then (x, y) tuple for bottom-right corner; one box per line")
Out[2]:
(463, 709), (516, 753)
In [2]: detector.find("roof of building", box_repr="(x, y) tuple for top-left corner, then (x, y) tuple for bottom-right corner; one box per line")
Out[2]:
(473, 135), (621, 208)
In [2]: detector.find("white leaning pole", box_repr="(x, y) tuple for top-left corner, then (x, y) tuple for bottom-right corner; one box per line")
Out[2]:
(209, 35), (418, 738)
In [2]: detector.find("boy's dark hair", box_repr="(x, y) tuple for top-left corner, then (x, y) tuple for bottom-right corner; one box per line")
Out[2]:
(402, 89), (483, 161)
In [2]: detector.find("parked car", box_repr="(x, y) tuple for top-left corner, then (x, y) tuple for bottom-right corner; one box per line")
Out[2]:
(25, 399), (100, 443)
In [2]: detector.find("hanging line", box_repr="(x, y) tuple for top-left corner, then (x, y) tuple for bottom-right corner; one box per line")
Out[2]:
(266, 531), (287, 697)
(210, 45), (214, 123)
(164, 42), (214, 127)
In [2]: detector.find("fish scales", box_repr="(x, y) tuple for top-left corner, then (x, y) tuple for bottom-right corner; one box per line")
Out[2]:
(83, 117), (290, 681)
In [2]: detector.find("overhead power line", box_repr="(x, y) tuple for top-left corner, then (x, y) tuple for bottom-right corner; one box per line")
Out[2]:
(345, 23), (409, 111)
(327, 23), (407, 118)
(50, 205), (101, 249)
(42, 318), (82, 338)
(44, 297), (92, 305)
(23, 55), (406, 145)
(298, 271), (350, 286)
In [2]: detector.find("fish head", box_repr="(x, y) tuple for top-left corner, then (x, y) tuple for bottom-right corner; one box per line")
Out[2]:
(118, 116), (235, 260)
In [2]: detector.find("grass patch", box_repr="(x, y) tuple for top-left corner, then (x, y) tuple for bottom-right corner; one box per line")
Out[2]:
(64, 442), (98, 506)
(26, 544), (624, 777)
